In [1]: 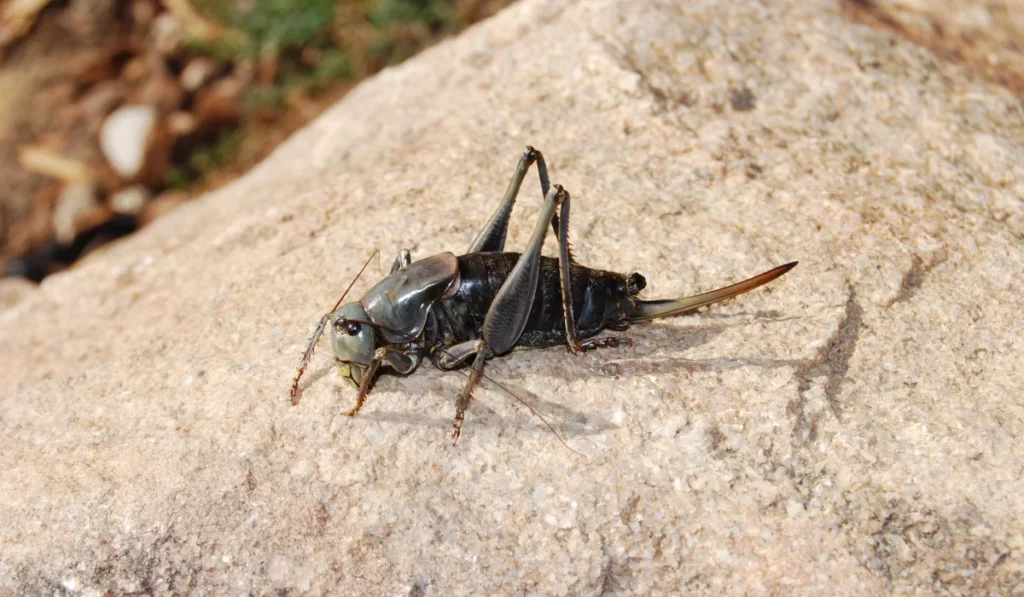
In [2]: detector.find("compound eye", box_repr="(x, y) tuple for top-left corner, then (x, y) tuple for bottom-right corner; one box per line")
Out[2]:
(336, 319), (362, 336)
(333, 318), (360, 336)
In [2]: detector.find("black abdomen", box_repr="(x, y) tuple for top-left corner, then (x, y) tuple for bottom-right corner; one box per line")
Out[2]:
(429, 252), (634, 349)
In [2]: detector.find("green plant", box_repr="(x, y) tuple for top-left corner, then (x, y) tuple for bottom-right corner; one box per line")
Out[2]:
(190, 129), (240, 174)
(192, 0), (339, 59)
(371, 0), (455, 29)
(233, 0), (338, 58)
(164, 130), (241, 189)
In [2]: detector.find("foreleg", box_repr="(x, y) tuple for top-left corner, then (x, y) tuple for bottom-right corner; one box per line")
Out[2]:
(389, 248), (412, 274)
(343, 348), (384, 417)
(343, 344), (422, 416)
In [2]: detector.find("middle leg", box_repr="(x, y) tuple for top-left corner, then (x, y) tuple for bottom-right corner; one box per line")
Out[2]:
(447, 340), (487, 446)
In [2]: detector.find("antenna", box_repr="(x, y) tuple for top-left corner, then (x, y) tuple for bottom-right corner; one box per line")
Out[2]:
(290, 250), (380, 404)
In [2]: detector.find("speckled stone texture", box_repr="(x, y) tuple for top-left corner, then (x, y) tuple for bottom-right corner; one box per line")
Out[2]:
(1, 0), (1023, 594)
(845, 0), (1024, 95)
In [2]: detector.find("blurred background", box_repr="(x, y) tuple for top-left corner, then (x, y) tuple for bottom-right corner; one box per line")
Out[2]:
(0, 0), (514, 282)
(0, 0), (1021, 283)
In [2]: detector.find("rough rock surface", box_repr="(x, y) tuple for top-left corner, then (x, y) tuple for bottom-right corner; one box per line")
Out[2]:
(2, 0), (1023, 594)
(845, 0), (1024, 96)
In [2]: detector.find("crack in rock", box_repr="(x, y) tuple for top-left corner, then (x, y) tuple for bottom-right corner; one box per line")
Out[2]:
(790, 284), (864, 444)
(594, 35), (697, 114)
(885, 251), (947, 307)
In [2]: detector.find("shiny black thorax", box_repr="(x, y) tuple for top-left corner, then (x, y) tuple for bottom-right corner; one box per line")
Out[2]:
(424, 252), (636, 350)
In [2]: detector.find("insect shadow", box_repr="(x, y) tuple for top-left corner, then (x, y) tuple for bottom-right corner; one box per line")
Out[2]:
(319, 310), (798, 442)
(518, 309), (799, 383)
(313, 309), (798, 448)
(329, 362), (616, 440)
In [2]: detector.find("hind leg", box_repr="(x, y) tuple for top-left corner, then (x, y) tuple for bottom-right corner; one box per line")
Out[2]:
(480, 183), (601, 356)
(578, 336), (632, 351)
(526, 185), (590, 354)
(468, 146), (556, 253)
(552, 192), (584, 353)
(481, 185), (568, 355)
